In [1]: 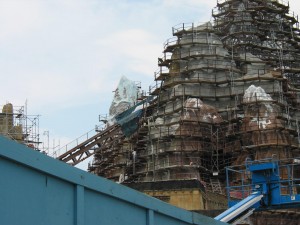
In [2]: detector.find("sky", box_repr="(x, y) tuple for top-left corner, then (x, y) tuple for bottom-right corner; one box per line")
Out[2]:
(1, 0), (300, 169)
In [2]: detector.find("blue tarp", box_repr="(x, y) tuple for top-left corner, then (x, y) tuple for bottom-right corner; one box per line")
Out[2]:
(115, 97), (152, 137)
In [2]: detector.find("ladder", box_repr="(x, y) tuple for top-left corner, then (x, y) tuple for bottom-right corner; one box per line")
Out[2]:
(210, 178), (223, 194)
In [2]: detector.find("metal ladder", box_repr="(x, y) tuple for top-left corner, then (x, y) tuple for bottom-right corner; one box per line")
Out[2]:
(210, 178), (223, 194)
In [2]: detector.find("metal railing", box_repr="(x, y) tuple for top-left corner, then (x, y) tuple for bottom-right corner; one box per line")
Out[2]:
(51, 127), (99, 158)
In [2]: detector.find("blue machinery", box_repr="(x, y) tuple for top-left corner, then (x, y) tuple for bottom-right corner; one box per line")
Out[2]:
(0, 136), (226, 225)
(215, 158), (300, 224)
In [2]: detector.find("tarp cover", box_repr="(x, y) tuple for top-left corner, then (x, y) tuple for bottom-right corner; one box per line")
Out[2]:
(115, 97), (153, 137)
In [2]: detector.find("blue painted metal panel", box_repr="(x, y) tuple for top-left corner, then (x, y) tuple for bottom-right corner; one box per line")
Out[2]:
(0, 136), (227, 225)
(248, 162), (276, 172)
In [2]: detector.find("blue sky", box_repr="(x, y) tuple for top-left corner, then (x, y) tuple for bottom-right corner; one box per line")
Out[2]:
(1, 0), (300, 169)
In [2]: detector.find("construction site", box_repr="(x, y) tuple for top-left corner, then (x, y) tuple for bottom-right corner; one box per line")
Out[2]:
(0, 102), (40, 150)
(2, 0), (300, 224)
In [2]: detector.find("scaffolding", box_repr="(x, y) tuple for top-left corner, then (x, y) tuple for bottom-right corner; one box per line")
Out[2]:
(0, 102), (40, 150)
(85, 0), (300, 197)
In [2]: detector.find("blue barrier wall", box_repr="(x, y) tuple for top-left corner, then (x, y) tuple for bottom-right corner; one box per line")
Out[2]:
(0, 136), (227, 225)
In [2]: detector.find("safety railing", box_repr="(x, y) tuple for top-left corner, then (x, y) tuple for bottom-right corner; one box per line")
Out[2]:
(163, 37), (178, 51)
(154, 67), (170, 80)
(51, 127), (98, 158)
(157, 46), (221, 68)
(149, 81), (162, 94)
(226, 158), (300, 201)
(158, 52), (173, 66)
(172, 23), (194, 36)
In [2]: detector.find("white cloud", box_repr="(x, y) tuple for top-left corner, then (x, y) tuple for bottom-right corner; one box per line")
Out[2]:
(162, 0), (214, 9)
(289, 0), (300, 16)
(0, 0), (45, 41)
(96, 29), (161, 78)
